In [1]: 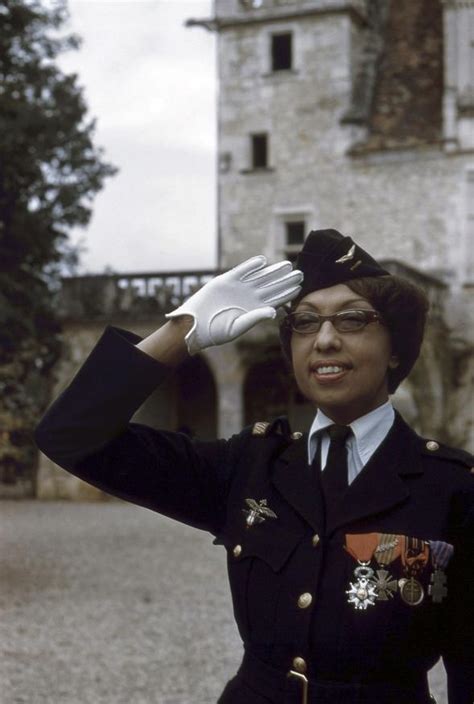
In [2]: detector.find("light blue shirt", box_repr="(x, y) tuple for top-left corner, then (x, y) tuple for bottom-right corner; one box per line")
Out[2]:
(307, 401), (395, 485)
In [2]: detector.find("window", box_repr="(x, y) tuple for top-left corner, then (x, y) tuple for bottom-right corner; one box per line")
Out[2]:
(271, 33), (292, 71)
(251, 133), (268, 169)
(285, 220), (305, 262)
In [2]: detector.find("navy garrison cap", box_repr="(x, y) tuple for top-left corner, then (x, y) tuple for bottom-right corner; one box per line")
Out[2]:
(295, 229), (390, 297)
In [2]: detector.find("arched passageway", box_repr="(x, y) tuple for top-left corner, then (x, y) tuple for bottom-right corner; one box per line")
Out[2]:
(176, 355), (217, 440)
(133, 355), (217, 440)
(244, 358), (314, 431)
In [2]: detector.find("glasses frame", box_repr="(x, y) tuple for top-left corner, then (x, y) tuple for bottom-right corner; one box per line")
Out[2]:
(283, 308), (384, 335)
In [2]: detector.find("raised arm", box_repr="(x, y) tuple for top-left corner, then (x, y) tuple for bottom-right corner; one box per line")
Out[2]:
(35, 256), (302, 532)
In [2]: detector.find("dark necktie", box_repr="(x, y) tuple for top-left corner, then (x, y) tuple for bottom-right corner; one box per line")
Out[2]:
(320, 424), (352, 523)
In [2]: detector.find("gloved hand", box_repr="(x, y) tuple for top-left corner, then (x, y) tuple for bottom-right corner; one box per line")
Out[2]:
(166, 255), (303, 354)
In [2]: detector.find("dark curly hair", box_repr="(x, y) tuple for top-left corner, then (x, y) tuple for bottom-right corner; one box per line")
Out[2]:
(280, 275), (429, 394)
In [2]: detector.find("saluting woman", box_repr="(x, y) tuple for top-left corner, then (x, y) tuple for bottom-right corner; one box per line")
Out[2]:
(36, 229), (474, 704)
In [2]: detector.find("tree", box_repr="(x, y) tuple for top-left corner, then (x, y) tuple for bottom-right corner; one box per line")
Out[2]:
(0, 0), (116, 492)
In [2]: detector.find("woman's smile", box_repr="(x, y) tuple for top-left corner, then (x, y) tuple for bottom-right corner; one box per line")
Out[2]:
(309, 358), (352, 384)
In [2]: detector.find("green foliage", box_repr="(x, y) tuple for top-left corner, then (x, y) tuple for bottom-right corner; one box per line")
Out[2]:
(0, 0), (116, 485)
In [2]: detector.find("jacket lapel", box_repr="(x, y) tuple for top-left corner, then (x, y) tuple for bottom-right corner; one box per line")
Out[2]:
(327, 413), (424, 535)
(271, 436), (324, 533)
(270, 414), (424, 536)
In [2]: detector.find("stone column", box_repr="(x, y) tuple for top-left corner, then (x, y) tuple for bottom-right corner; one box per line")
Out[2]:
(36, 324), (109, 500)
(203, 343), (246, 438)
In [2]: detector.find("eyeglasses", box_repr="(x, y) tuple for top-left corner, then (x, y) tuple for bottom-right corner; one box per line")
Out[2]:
(284, 309), (383, 335)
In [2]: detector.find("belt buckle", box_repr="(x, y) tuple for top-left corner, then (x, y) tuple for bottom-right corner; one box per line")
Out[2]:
(287, 670), (308, 704)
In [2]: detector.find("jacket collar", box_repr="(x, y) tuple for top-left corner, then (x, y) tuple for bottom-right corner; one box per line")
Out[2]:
(271, 412), (424, 535)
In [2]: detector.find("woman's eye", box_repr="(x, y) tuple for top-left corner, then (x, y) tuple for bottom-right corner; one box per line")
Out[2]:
(294, 314), (319, 329)
(338, 311), (366, 329)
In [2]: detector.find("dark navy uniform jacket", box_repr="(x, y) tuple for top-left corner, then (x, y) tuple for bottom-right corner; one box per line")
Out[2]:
(35, 327), (474, 704)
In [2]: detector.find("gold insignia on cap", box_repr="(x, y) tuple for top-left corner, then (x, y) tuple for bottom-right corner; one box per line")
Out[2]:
(291, 431), (303, 440)
(426, 440), (440, 452)
(252, 421), (270, 436)
(335, 243), (356, 264)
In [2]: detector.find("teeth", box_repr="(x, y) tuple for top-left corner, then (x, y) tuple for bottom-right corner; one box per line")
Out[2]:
(316, 365), (344, 374)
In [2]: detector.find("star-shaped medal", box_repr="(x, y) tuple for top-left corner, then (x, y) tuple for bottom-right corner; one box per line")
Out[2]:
(346, 577), (378, 610)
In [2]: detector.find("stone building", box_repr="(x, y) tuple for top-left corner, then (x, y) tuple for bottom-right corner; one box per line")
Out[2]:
(35, 0), (473, 499)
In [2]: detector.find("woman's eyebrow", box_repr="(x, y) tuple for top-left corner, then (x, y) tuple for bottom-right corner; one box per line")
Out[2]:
(297, 298), (371, 311)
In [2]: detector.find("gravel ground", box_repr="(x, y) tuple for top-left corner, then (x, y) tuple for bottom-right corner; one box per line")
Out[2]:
(1, 501), (447, 704)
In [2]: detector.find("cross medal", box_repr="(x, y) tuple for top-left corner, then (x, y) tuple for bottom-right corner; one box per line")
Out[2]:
(374, 569), (398, 600)
(428, 568), (448, 603)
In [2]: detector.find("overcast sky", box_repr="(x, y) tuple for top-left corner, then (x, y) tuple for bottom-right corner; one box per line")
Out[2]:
(59, 0), (216, 274)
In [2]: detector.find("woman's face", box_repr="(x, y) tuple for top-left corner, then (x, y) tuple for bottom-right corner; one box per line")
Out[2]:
(290, 283), (397, 424)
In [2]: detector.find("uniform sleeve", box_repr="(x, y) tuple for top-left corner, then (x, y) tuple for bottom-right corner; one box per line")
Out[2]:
(35, 326), (240, 535)
(442, 484), (474, 704)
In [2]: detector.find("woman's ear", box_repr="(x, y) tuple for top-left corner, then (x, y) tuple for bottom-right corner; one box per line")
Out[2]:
(388, 355), (399, 369)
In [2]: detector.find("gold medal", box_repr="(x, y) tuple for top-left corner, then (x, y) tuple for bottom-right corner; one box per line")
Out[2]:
(399, 536), (429, 607)
(400, 577), (424, 606)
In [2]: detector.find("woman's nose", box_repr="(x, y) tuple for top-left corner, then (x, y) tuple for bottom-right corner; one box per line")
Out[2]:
(313, 320), (342, 352)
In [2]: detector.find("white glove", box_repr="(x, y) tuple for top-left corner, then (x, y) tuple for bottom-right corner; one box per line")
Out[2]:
(166, 255), (303, 354)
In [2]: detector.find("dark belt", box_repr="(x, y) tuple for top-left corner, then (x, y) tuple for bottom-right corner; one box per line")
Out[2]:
(233, 650), (436, 704)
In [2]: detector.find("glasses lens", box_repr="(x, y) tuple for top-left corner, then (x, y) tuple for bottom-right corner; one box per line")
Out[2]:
(290, 312), (321, 333)
(335, 310), (372, 332)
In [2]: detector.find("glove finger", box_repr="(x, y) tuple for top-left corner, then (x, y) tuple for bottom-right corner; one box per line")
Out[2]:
(257, 273), (304, 302)
(230, 255), (267, 280)
(229, 306), (276, 338)
(242, 259), (292, 284)
(258, 269), (303, 292)
(262, 285), (302, 307)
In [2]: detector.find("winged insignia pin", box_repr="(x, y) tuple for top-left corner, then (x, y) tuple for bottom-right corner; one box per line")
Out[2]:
(335, 243), (356, 264)
(243, 498), (278, 527)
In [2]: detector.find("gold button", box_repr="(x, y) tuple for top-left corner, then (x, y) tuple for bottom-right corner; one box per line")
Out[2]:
(233, 544), (242, 558)
(292, 431), (303, 440)
(312, 534), (320, 547)
(297, 592), (313, 609)
(426, 440), (439, 451)
(292, 656), (307, 673)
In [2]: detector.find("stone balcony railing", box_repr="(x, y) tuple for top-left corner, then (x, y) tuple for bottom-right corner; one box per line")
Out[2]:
(58, 260), (447, 324)
(59, 269), (220, 322)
